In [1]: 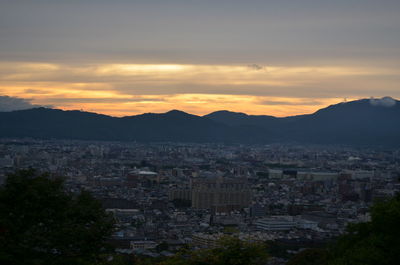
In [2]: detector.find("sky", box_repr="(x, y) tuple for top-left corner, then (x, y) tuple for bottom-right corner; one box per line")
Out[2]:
(1, 0), (399, 117)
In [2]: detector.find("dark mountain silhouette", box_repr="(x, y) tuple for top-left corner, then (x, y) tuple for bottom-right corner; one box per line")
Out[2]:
(204, 110), (279, 128)
(285, 98), (400, 145)
(1, 98), (399, 146)
(0, 108), (233, 142)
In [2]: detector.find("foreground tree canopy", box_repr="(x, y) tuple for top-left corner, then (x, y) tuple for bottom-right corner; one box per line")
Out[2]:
(0, 169), (115, 265)
(158, 236), (269, 265)
(288, 193), (400, 265)
(329, 193), (400, 265)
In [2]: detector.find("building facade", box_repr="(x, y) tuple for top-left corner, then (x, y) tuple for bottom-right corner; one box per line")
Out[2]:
(191, 176), (251, 212)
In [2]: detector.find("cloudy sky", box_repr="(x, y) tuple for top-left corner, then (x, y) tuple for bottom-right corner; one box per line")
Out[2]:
(1, 0), (399, 116)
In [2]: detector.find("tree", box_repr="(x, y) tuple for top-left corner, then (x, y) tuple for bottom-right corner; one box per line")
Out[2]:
(155, 241), (169, 252)
(285, 194), (400, 265)
(287, 248), (328, 265)
(329, 193), (400, 265)
(160, 236), (269, 265)
(0, 169), (115, 265)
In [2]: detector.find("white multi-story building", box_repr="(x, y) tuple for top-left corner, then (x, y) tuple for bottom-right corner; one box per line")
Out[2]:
(255, 217), (296, 231)
(130, 240), (157, 250)
(256, 216), (318, 231)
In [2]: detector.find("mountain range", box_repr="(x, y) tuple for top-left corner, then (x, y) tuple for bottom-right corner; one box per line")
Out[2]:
(1, 97), (399, 146)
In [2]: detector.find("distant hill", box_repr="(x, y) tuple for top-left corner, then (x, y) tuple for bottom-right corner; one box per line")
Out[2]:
(204, 110), (278, 127)
(1, 97), (399, 146)
(0, 108), (232, 142)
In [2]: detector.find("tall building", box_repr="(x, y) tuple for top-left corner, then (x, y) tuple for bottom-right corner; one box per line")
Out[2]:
(191, 176), (251, 212)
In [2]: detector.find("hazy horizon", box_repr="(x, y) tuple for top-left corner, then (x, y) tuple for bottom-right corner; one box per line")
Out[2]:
(0, 95), (398, 118)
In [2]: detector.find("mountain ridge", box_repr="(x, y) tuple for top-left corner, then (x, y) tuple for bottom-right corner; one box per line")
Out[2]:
(1, 97), (399, 146)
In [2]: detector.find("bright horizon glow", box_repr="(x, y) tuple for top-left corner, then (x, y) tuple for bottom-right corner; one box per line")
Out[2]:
(1, 61), (397, 117)
(1, 61), (392, 117)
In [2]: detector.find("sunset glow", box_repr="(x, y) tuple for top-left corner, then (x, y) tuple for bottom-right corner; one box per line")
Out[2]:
(1, 1), (399, 116)
(0, 61), (393, 117)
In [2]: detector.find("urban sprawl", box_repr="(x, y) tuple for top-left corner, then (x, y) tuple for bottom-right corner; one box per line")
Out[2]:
(1, 139), (399, 262)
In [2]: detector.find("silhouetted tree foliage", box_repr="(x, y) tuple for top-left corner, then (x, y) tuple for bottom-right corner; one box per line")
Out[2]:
(159, 236), (268, 265)
(281, 194), (400, 265)
(155, 241), (169, 252)
(0, 169), (115, 265)
(264, 240), (290, 259)
(328, 193), (400, 265)
(287, 248), (328, 265)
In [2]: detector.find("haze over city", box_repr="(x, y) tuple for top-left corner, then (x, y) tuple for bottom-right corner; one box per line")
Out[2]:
(1, 0), (400, 116)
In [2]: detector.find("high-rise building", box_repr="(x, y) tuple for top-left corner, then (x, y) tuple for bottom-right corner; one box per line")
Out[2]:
(191, 176), (251, 212)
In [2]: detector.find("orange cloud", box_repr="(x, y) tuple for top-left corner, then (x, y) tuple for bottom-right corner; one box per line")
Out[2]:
(0, 61), (397, 117)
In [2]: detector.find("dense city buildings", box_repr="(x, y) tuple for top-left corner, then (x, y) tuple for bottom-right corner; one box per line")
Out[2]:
(0, 138), (399, 262)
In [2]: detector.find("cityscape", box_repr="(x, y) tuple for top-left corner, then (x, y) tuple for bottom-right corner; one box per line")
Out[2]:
(1, 1), (400, 264)
(1, 138), (399, 264)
